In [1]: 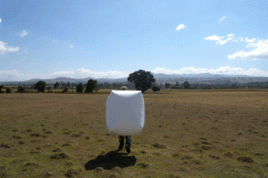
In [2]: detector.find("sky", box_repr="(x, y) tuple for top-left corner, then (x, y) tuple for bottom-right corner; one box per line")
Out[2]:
(0, 0), (268, 81)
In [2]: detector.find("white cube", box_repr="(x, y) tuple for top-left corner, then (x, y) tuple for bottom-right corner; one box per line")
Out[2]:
(106, 90), (145, 136)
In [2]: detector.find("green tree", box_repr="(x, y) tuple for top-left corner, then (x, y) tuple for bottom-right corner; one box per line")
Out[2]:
(0, 85), (3, 93)
(165, 82), (171, 88)
(103, 82), (111, 88)
(76, 83), (84, 93)
(47, 86), (52, 92)
(18, 86), (25, 93)
(127, 70), (155, 93)
(183, 81), (190, 89)
(34, 81), (46, 93)
(6, 87), (12, 93)
(173, 82), (179, 89)
(62, 87), (68, 93)
(152, 85), (160, 92)
(85, 79), (97, 93)
(54, 82), (59, 89)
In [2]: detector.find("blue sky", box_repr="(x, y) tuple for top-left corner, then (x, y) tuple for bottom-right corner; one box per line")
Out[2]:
(0, 0), (268, 81)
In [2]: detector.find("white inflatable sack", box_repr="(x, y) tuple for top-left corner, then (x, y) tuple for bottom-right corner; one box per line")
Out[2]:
(106, 90), (145, 136)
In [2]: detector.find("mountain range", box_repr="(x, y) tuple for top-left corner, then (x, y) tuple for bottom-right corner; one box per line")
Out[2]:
(0, 73), (267, 86)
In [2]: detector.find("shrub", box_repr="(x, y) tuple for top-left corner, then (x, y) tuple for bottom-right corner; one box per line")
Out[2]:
(34, 81), (46, 93)
(152, 86), (160, 92)
(94, 87), (100, 93)
(6, 87), (12, 93)
(85, 79), (97, 93)
(18, 86), (26, 93)
(62, 87), (68, 93)
(76, 83), (83, 93)
(0, 85), (3, 93)
(183, 81), (190, 89)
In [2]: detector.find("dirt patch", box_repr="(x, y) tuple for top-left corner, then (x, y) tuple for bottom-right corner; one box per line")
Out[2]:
(52, 148), (62, 152)
(108, 174), (117, 178)
(66, 161), (73, 166)
(254, 153), (264, 156)
(62, 143), (71, 147)
(153, 143), (166, 149)
(1, 143), (10, 148)
(209, 155), (220, 159)
(137, 163), (149, 168)
(201, 141), (211, 145)
(172, 153), (180, 158)
(224, 152), (233, 157)
(237, 157), (254, 163)
(181, 155), (192, 160)
(50, 153), (69, 159)
(24, 162), (39, 167)
(12, 136), (21, 139)
(64, 168), (79, 177)
(29, 150), (40, 154)
(71, 134), (81, 138)
(201, 146), (211, 150)
(31, 140), (41, 143)
(191, 148), (203, 152)
(194, 160), (202, 165)
(30, 133), (41, 137)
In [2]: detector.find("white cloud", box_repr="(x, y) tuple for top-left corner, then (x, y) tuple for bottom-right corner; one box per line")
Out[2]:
(219, 16), (226, 21)
(0, 68), (130, 81)
(19, 30), (29, 37)
(228, 39), (268, 60)
(0, 18), (2, 23)
(205, 34), (234, 45)
(176, 24), (186, 31)
(51, 68), (129, 79)
(236, 37), (256, 43)
(245, 37), (256, 43)
(53, 40), (74, 49)
(152, 66), (268, 77)
(0, 41), (19, 54)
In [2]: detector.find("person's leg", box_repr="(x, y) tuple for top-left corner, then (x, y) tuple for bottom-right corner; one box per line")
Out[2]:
(118, 136), (124, 151)
(125, 136), (131, 153)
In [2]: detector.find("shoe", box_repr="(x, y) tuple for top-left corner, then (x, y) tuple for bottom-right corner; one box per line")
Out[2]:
(117, 145), (123, 151)
(125, 146), (131, 153)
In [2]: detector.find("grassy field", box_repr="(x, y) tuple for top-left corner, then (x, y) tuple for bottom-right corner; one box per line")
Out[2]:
(0, 90), (268, 177)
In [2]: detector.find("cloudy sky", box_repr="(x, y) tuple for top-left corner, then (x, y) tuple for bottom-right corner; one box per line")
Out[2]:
(0, 0), (268, 81)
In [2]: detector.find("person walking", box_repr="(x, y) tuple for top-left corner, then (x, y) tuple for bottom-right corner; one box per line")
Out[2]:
(118, 136), (131, 153)
(116, 87), (131, 153)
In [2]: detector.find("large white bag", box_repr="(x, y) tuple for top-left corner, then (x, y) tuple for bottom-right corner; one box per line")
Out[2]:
(106, 90), (145, 136)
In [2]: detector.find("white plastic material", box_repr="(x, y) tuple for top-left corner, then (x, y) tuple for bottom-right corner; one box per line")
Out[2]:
(106, 90), (145, 136)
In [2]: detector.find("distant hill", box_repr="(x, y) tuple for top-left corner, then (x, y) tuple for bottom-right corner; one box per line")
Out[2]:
(0, 73), (267, 86)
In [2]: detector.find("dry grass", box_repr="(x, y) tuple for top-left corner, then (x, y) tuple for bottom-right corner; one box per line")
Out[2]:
(0, 90), (268, 177)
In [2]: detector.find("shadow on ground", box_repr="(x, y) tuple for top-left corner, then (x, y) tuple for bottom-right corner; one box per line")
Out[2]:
(84, 150), (136, 170)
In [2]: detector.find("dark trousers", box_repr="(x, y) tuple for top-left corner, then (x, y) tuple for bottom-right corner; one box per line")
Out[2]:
(118, 136), (131, 148)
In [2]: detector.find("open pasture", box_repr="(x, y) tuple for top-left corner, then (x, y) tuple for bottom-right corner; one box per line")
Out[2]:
(0, 90), (268, 177)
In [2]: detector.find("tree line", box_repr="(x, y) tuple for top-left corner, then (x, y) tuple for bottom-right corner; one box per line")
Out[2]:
(1, 69), (267, 93)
